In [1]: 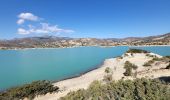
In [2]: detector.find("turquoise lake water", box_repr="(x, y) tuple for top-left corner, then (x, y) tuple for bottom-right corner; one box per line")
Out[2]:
(0, 46), (170, 90)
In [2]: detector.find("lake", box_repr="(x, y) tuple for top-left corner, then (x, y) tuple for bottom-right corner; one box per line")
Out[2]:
(0, 46), (170, 90)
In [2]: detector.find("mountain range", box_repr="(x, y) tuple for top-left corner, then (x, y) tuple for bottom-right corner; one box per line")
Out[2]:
(0, 33), (170, 49)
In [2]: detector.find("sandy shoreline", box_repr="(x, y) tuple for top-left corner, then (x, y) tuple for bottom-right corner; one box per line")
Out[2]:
(35, 58), (116, 100)
(51, 61), (104, 83)
(34, 52), (170, 100)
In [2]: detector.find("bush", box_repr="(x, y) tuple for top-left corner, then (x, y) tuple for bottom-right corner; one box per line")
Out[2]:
(162, 56), (170, 62)
(123, 67), (132, 76)
(60, 89), (86, 100)
(152, 57), (163, 61)
(165, 56), (170, 59)
(123, 61), (138, 76)
(146, 54), (155, 57)
(105, 67), (112, 74)
(144, 56), (170, 67)
(143, 60), (154, 67)
(116, 56), (123, 59)
(104, 67), (113, 82)
(103, 74), (112, 82)
(124, 53), (129, 57)
(0, 80), (59, 100)
(152, 56), (170, 62)
(166, 63), (170, 69)
(60, 78), (170, 100)
(126, 49), (149, 53)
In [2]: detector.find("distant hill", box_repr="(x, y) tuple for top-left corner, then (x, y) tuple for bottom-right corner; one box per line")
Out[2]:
(109, 32), (170, 45)
(114, 32), (170, 42)
(0, 33), (170, 49)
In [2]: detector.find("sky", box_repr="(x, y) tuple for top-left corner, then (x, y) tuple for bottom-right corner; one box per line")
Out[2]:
(0, 0), (170, 39)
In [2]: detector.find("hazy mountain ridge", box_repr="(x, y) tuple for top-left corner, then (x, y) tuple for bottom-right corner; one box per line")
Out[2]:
(0, 33), (170, 49)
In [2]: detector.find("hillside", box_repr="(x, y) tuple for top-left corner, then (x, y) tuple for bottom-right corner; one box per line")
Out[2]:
(0, 33), (170, 49)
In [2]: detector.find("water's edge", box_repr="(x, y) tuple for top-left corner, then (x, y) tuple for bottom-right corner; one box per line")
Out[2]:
(52, 60), (105, 83)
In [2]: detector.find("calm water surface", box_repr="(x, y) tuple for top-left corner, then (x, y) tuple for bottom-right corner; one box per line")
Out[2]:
(0, 46), (170, 90)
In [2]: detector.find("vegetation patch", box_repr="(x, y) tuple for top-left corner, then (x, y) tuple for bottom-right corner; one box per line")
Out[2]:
(153, 56), (170, 62)
(143, 60), (155, 66)
(144, 56), (170, 67)
(123, 61), (138, 76)
(165, 56), (170, 59)
(166, 63), (170, 69)
(146, 53), (156, 57)
(104, 67), (113, 82)
(124, 53), (129, 57)
(152, 57), (164, 61)
(0, 80), (59, 100)
(116, 56), (123, 59)
(105, 67), (112, 74)
(162, 56), (170, 62)
(60, 78), (170, 100)
(126, 49), (149, 53)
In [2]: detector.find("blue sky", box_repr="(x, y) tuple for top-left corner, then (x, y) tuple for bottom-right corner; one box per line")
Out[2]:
(0, 0), (170, 39)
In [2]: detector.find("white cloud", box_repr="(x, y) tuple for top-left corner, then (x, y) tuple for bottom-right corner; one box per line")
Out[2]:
(17, 12), (74, 35)
(17, 28), (30, 35)
(18, 13), (39, 21)
(17, 23), (74, 35)
(40, 23), (74, 33)
(17, 19), (25, 25)
(17, 13), (39, 25)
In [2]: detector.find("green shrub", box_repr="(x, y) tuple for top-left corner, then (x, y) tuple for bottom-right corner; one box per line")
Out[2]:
(105, 67), (112, 74)
(117, 56), (123, 59)
(144, 56), (170, 67)
(60, 89), (86, 100)
(143, 60), (154, 67)
(152, 56), (170, 61)
(104, 67), (113, 82)
(124, 53), (129, 57)
(123, 67), (132, 76)
(103, 74), (112, 82)
(152, 57), (163, 61)
(87, 80), (105, 99)
(165, 56), (170, 59)
(60, 78), (170, 100)
(146, 54), (155, 57)
(143, 62), (151, 66)
(126, 49), (149, 53)
(162, 56), (170, 62)
(0, 80), (59, 100)
(124, 61), (138, 76)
